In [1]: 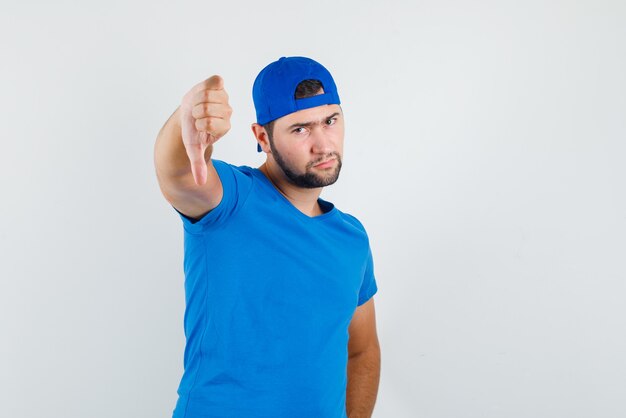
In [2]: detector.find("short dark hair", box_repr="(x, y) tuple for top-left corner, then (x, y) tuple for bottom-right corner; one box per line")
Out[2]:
(262, 79), (324, 141)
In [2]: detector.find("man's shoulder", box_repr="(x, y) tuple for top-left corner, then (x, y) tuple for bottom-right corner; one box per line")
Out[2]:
(210, 159), (259, 191)
(332, 206), (369, 235)
(212, 159), (256, 175)
(336, 210), (362, 227)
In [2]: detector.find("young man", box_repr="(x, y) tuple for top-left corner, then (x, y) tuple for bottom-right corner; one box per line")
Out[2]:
(154, 56), (380, 418)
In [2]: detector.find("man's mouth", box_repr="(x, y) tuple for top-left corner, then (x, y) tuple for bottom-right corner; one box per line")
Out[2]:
(313, 158), (336, 168)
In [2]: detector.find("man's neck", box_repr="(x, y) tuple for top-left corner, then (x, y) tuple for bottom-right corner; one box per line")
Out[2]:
(259, 163), (324, 217)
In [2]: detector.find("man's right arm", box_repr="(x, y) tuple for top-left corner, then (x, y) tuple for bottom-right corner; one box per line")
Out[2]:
(153, 76), (232, 221)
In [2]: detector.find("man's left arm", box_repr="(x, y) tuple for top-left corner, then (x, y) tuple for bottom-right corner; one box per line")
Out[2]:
(346, 297), (381, 418)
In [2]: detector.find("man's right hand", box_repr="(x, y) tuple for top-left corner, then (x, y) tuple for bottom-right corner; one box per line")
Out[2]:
(180, 75), (233, 186)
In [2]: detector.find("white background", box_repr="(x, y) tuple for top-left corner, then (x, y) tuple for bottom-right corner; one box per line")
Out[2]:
(1, 1), (625, 417)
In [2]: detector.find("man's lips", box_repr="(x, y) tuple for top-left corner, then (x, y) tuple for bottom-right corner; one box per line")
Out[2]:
(313, 158), (336, 168)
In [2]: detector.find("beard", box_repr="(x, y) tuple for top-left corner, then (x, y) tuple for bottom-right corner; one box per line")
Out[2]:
(269, 138), (342, 188)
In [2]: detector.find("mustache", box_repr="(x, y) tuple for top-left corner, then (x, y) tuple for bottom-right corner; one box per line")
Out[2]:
(307, 152), (341, 168)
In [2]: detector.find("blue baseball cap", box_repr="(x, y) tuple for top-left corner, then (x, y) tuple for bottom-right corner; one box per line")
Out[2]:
(253, 56), (341, 152)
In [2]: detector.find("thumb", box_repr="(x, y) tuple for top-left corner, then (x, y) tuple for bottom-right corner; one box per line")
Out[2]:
(205, 74), (224, 90)
(185, 143), (208, 186)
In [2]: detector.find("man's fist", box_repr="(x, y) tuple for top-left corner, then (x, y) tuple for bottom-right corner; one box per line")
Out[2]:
(180, 75), (232, 186)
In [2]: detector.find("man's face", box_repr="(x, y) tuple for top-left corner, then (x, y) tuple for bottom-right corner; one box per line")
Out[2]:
(268, 104), (344, 188)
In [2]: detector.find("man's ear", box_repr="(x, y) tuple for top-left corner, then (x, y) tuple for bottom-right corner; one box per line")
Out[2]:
(251, 123), (271, 154)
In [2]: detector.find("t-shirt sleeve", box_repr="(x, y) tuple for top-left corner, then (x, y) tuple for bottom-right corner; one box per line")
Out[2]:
(173, 159), (253, 233)
(357, 246), (378, 306)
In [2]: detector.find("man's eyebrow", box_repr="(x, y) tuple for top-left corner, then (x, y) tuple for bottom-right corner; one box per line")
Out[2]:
(287, 112), (341, 130)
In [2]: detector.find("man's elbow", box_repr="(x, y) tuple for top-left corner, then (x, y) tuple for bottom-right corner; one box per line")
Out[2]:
(349, 340), (381, 360)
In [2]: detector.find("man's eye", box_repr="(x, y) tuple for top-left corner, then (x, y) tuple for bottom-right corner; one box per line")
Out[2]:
(293, 127), (305, 134)
(326, 118), (337, 125)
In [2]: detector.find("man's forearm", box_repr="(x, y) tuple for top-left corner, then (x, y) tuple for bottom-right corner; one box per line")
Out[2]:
(346, 347), (381, 418)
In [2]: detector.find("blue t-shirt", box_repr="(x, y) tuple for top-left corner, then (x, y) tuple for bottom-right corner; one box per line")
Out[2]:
(171, 159), (378, 418)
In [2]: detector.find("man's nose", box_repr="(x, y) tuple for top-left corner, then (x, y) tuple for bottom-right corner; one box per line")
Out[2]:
(310, 127), (334, 154)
